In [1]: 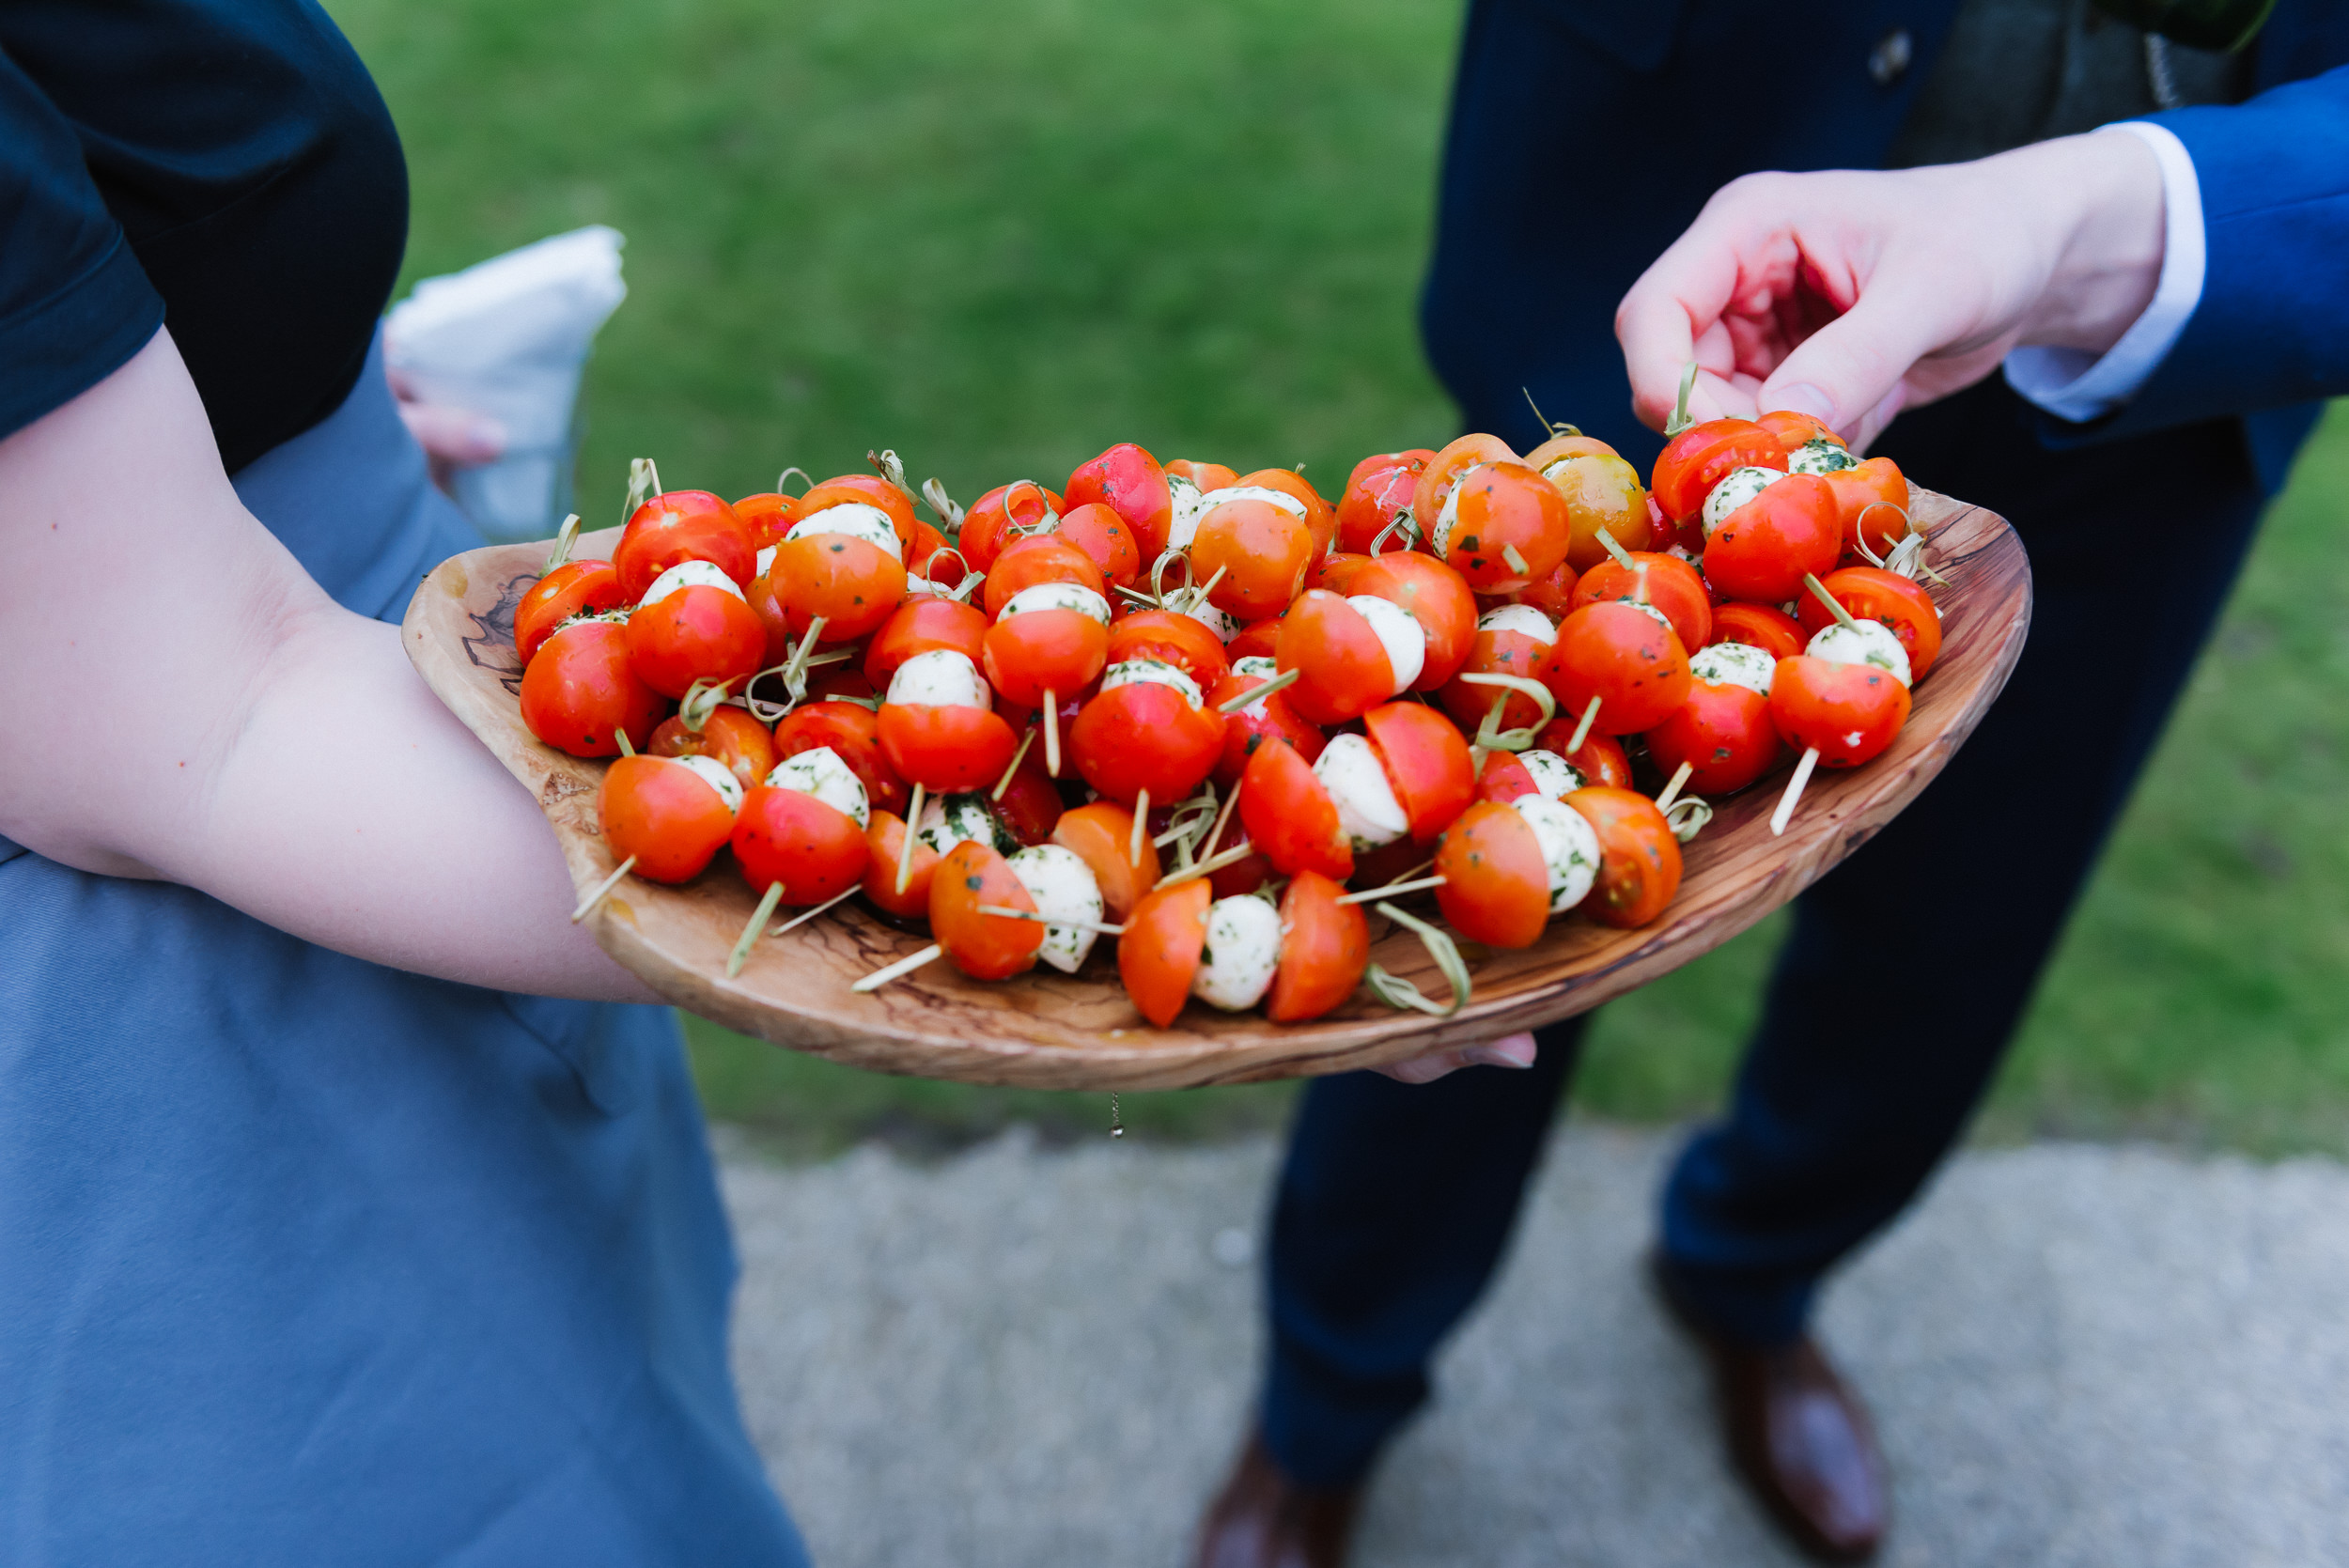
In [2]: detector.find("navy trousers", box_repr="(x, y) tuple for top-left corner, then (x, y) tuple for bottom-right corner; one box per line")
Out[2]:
(1260, 380), (2276, 1486)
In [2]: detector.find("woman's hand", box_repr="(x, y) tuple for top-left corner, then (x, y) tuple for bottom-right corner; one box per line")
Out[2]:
(1615, 130), (2168, 448)
(1376, 1030), (1539, 1085)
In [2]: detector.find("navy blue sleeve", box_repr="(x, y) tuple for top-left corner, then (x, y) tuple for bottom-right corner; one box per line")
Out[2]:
(0, 50), (165, 443)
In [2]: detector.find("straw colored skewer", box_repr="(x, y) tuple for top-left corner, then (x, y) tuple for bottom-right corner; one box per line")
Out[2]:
(1336, 875), (1446, 906)
(1197, 776), (1244, 863)
(726, 882), (788, 977)
(1655, 760), (1694, 814)
(851, 943), (944, 993)
(770, 885), (859, 938)
(1156, 842), (1254, 889)
(570, 856), (637, 924)
(1771, 748), (1819, 837)
(1221, 667), (1299, 712)
(897, 783), (926, 893)
(1043, 691), (1061, 777)
(976, 906), (1128, 939)
(1129, 788), (1149, 867)
(992, 731), (1036, 800)
(1564, 695), (1602, 755)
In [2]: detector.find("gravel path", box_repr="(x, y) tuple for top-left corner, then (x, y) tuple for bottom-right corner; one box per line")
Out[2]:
(719, 1122), (2349, 1567)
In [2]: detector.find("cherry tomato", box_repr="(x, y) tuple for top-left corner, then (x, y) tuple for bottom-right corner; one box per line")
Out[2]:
(1235, 468), (1336, 559)
(958, 481), (1062, 573)
(1066, 442), (1174, 565)
(1207, 846), (1275, 900)
(1276, 589), (1397, 725)
(1756, 410), (1841, 450)
(649, 705), (777, 793)
(877, 701), (1019, 793)
(1539, 450), (1655, 570)
(1795, 567), (1943, 679)
(798, 474), (918, 559)
(627, 583), (767, 697)
(1567, 553), (1713, 655)
(1166, 458), (1237, 492)
(1118, 877), (1212, 1027)
(516, 559), (625, 663)
(1411, 432), (1516, 536)
(613, 491), (755, 600)
(1544, 601), (1692, 735)
(1435, 461), (1573, 593)
(864, 597), (989, 691)
(1348, 551), (1478, 691)
(1770, 657), (1910, 768)
(732, 491), (802, 549)
(776, 700), (908, 816)
(732, 784), (869, 905)
(984, 604), (1109, 708)
(1432, 800), (1551, 948)
(1307, 551), (1375, 596)
(928, 840), (1044, 981)
(984, 534), (1106, 618)
(1644, 682), (1781, 796)
(1564, 787), (1682, 928)
(1265, 871), (1371, 1023)
(1336, 449), (1435, 555)
(992, 746), (1066, 846)
(1067, 680), (1226, 805)
(1650, 418), (1787, 526)
(1237, 735), (1350, 879)
(1190, 496), (1315, 618)
(1362, 701), (1474, 841)
(1107, 609), (1230, 689)
(744, 567), (795, 665)
(805, 664), (878, 705)
(1503, 557), (1579, 621)
(520, 618), (667, 757)
(1529, 724), (1633, 789)
(1703, 474), (1843, 605)
(1474, 750), (1541, 805)
(768, 533), (907, 643)
(1439, 611), (1555, 733)
(1823, 457), (1912, 562)
(862, 811), (939, 920)
(1227, 616), (1283, 661)
(1522, 431), (1618, 469)
(599, 754), (737, 882)
(1043, 500), (1140, 590)
(1708, 602), (1806, 661)
(1041, 802), (1155, 922)
(908, 518), (970, 590)
(1207, 665), (1326, 791)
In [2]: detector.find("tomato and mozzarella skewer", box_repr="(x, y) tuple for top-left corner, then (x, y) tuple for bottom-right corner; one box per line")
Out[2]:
(876, 647), (1020, 891)
(1118, 871), (1370, 1027)
(627, 560), (767, 698)
(1542, 597), (1692, 753)
(1642, 642), (1781, 798)
(724, 746), (875, 973)
(1766, 585), (1916, 835)
(1236, 701), (1473, 880)
(982, 579), (1112, 776)
(520, 614), (667, 758)
(1066, 657), (1228, 863)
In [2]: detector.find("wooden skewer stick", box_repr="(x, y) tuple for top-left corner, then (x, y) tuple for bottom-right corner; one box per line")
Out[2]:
(726, 881), (787, 977)
(1596, 527), (1638, 570)
(976, 905), (1128, 938)
(1770, 748), (1819, 837)
(1564, 694), (1602, 756)
(851, 943), (944, 993)
(1198, 775), (1244, 863)
(770, 884), (859, 938)
(1156, 841), (1255, 889)
(1501, 542), (1530, 577)
(780, 615), (830, 695)
(1129, 788), (1149, 867)
(991, 731), (1036, 800)
(1219, 667), (1299, 712)
(1043, 690), (1062, 777)
(1655, 760), (1694, 814)
(1336, 874), (1447, 906)
(896, 783), (926, 894)
(570, 856), (638, 924)
(614, 728), (635, 757)
(1803, 573), (1859, 629)
(1183, 564), (1228, 614)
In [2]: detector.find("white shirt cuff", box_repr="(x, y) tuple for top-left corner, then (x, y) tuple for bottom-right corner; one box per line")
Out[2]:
(2003, 120), (2206, 423)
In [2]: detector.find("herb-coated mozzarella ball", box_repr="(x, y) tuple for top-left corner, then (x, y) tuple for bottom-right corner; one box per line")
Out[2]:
(1007, 843), (1106, 974)
(1313, 732), (1408, 852)
(756, 544), (778, 579)
(640, 559), (747, 607)
(1477, 604), (1558, 644)
(1515, 794), (1601, 913)
(1233, 656), (1280, 681)
(1100, 658), (1204, 707)
(1517, 748), (1585, 800)
(918, 791), (1013, 857)
(886, 647), (992, 709)
(1807, 620), (1912, 688)
(1346, 594), (1425, 692)
(1688, 641), (1777, 694)
(1176, 599), (1244, 644)
(765, 744), (870, 828)
(787, 502), (904, 561)
(1701, 466), (1787, 536)
(1163, 474), (1210, 551)
(667, 753), (745, 816)
(1431, 481), (1467, 560)
(1786, 438), (1858, 476)
(1000, 581), (1112, 625)
(1190, 893), (1284, 1011)
(1620, 598), (1674, 632)
(1198, 485), (1310, 521)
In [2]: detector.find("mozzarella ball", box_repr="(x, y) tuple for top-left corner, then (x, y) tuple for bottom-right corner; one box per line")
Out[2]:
(666, 753), (744, 816)
(787, 502), (904, 561)
(1517, 748), (1585, 800)
(1197, 485), (1310, 521)
(1515, 794), (1601, 913)
(1191, 893), (1284, 1012)
(1701, 466), (1786, 536)
(1007, 843), (1106, 974)
(756, 545), (777, 579)
(918, 791), (1011, 857)
(1347, 594), (1426, 692)
(1000, 581), (1112, 625)
(1233, 655), (1280, 681)
(765, 744), (870, 829)
(1688, 641), (1777, 694)
(1163, 474), (1210, 552)
(1176, 599), (1244, 644)
(1807, 620), (1912, 688)
(887, 647), (992, 709)
(639, 559), (746, 608)
(1786, 438), (1858, 476)
(1477, 604), (1557, 644)
(1100, 658), (1204, 707)
(1313, 733), (1408, 852)
(1431, 481), (1467, 560)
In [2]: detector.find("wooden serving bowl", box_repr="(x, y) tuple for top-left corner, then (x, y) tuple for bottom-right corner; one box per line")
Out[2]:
(404, 489), (2027, 1089)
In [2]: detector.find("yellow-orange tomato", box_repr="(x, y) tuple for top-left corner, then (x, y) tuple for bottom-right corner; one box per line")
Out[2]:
(768, 533), (906, 642)
(1050, 801), (1161, 921)
(1236, 467), (1337, 559)
(1435, 461), (1573, 593)
(1824, 457), (1912, 562)
(1411, 433), (1517, 537)
(1541, 450), (1655, 571)
(1564, 787), (1682, 928)
(798, 474), (918, 560)
(984, 533), (1106, 619)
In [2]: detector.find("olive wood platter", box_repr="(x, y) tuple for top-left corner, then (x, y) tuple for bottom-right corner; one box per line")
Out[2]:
(404, 488), (2029, 1090)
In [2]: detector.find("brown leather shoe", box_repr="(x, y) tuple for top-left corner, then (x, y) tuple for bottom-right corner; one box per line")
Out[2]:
(1192, 1433), (1362, 1568)
(1652, 1253), (1890, 1562)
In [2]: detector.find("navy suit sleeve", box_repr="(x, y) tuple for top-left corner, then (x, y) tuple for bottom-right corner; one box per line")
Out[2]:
(2085, 64), (2349, 442)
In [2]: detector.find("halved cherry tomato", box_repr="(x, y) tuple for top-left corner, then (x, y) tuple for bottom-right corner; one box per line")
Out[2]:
(983, 605), (1108, 709)
(1276, 589), (1397, 725)
(1067, 681), (1226, 805)
(1227, 616), (1283, 661)
(732, 491), (802, 549)
(958, 481), (1062, 573)
(516, 559), (625, 663)
(806, 665), (878, 705)
(1474, 750), (1540, 805)
(1702, 474), (1842, 604)
(1107, 609), (1230, 689)
(599, 755), (737, 882)
(1650, 418), (1787, 526)
(1544, 601), (1691, 735)
(774, 699), (907, 815)
(1349, 551), (1478, 691)
(1795, 566), (1943, 679)
(1265, 871), (1370, 1022)
(991, 746), (1066, 846)
(1644, 682), (1781, 796)
(1362, 702), (1474, 842)
(627, 583), (767, 697)
(1522, 431), (1617, 469)
(1567, 553), (1713, 655)
(1504, 557), (1579, 620)
(1066, 443), (1174, 565)
(1411, 433), (1516, 536)
(732, 784), (869, 905)
(1529, 724), (1633, 790)
(861, 811), (939, 920)
(928, 840), (1044, 981)
(908, 518), (970, 590)
(1208, 846), (1274, 899)
(768, 533), (907, 643)
(798, 474), (918, 559)
(1308, 551), (1375, 596)
(1166, 458), (1238, 491)
(984, 534), (1106, 619)
(1540, 450), (1655, 570)
(1236, 468), (1336, 559)
(1770, 657), (1910, 768)
(1708, 602), (1806, 661)
(1237, 735), (1350, 879)
(1824, 457), (1912, 562)
(1433, 800), (1550, 948)
(877, 702), (1019, 793)
(1050, 801), (1160, 920)
(744, 567), (795, 665)
(864, 597), (989, 691)
(1756, 410), (1841, 450)
(1564, 787), (1682, 928)
(1207, 666), (1326, 790)
(520, 618), (667, 757)
(614, 491), (755, 600)
(1335, 449), (1434, 555)
(1118, 877), (1212, 1027)
(1435, 461), (1573, 593)
(1193, 496), (1315, 617)
(1051, 501), (1143, 589)
(1440, 618), (1554, 734)
(649, 705), (777, 792)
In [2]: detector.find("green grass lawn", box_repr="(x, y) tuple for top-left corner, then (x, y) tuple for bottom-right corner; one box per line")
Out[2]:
(343, 0), (2349, 1158)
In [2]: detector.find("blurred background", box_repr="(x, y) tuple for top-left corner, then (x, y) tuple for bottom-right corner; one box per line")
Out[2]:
(341, 0), (2349, 1160)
